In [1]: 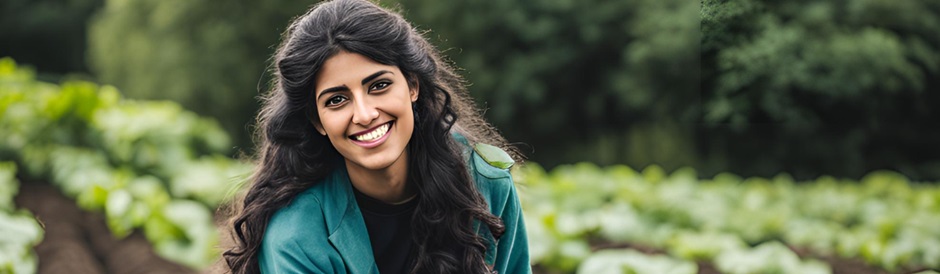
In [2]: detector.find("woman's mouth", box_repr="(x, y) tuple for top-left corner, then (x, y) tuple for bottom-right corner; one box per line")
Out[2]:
(350, 122), (392, 145)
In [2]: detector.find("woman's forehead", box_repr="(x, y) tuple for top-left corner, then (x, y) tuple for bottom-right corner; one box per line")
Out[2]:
(314, 52), (402, 94)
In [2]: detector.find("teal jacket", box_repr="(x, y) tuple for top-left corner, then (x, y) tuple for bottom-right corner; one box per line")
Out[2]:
(258, 143), (532, 274)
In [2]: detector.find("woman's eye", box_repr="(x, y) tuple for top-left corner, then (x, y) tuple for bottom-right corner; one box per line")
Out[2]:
(326, 95), (347, 106)
(370, 81), (391, 91)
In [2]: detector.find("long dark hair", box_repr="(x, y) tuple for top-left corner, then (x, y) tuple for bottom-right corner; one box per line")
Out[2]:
(223, 0), (523, 273)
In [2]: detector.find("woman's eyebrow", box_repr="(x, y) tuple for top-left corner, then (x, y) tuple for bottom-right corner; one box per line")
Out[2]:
(317, 85), (348, 100)
(316, 70), (393, 100)
(361, 70), (392, 85)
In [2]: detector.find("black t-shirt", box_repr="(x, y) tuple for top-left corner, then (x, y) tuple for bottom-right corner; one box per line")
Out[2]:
(352, 187), (419, 274)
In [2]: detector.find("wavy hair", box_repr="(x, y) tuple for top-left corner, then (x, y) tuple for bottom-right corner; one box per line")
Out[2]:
(223, 0), (522, 273)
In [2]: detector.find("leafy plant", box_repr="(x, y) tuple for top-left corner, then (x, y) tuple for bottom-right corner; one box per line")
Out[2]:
(0, 57), (251, 269)
(0, 162), (43, 274)
(517, 162), (940, 273)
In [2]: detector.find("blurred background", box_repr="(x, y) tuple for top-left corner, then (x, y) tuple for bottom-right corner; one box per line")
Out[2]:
(2, 0), (940, 273)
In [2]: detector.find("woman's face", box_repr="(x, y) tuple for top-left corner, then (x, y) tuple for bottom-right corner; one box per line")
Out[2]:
(313, 51), (418, 171)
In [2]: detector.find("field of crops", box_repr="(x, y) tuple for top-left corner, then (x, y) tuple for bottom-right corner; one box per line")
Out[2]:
(519, 163), (940, 274)
(3, 57), (940, 274)
(0, 58), (251, 271)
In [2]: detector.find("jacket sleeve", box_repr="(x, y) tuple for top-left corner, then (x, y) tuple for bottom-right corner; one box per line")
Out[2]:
(493, 178), (533, 274)
(460, 136), (532, 273)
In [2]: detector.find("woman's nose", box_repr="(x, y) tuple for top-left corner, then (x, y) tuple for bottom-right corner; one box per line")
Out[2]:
(351, 96), (379, 125)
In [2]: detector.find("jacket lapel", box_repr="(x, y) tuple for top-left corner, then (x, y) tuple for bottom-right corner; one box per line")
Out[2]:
(324, 167), (377, 274)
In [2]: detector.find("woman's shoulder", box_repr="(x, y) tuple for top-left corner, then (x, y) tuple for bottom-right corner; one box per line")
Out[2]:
(264, 170), (349, 242)
(259, 180), (347, 273)
(453, 131), (515, 181)
(463, 139), (520, 213)
(469, 142), (515, 181)
(264, 186), (330, 243)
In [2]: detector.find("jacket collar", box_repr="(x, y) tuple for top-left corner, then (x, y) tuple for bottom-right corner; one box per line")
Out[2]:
(323, 166), (378, 274)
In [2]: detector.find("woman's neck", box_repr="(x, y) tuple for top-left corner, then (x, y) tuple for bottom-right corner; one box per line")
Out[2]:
(344, 150), (416, 204)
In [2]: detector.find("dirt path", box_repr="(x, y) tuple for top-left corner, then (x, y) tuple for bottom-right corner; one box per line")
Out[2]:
(15, 183), (196, 274)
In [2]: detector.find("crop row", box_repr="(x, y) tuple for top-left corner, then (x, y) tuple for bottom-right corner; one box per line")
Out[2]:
(0, 58), (251, 269)
(0, 162), (43, 274)
(518, 163), (940, 273)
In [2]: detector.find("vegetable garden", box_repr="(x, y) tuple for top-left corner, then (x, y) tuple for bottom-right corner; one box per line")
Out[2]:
(3, 58), (940, 273)
(519, 163), (940, 273)
(1, 58), (250, 271)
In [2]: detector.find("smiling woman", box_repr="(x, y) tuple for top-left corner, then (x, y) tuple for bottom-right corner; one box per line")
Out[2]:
(222, 0), (530, 274)
(313, 53), (418, 195)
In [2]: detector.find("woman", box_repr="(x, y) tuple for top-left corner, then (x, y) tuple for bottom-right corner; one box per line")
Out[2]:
(223, 0), (531, 273)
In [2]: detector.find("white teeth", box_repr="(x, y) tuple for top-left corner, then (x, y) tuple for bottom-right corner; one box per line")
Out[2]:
(353, 123), (390, 142)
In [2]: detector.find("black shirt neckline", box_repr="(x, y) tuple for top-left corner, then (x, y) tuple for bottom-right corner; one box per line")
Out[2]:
(352, 186), (419, 216)
(351, 185), (420, 274)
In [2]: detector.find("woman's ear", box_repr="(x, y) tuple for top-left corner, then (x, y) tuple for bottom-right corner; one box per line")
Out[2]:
(312, 120), (326, 136)
(409, 77), (420, 102)
(307, 109), (327, 136)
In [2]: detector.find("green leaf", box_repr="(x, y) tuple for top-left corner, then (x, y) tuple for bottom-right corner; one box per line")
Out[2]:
(106, 189), (134, 238)
(474, 143), (514, 169)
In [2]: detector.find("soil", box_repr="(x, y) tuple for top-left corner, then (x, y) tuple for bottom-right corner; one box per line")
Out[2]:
(15, 183), (196, 274)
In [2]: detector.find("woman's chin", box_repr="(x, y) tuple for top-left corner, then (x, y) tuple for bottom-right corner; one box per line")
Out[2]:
(345, 152), (405, 172)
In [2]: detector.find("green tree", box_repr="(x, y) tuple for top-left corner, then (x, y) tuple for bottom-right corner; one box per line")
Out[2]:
(700, 0), (940, 179)
(89, 0), (702, 169)
(396, 0), (700, 168)
(0, 0), (103, 78)
(86, 0), (940, 179)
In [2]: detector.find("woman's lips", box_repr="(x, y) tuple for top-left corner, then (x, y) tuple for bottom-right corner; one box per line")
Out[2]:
(349, 121), (392, 148)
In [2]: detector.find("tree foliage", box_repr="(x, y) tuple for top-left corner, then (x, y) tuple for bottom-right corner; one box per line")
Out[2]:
(395, 0), (700, 168)
(81, 0), (940, 179)
(86, 0), (700, 168)
(0, 0), (103, 77)
(700, 0), (940, 179)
